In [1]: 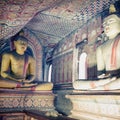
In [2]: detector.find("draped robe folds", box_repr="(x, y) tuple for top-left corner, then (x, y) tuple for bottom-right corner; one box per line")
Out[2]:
(73, 34), (120, 90)
(97, 34), (120, 77)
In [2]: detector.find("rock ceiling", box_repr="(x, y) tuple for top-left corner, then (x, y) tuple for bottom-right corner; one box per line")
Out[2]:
(0, 0), (119, 50)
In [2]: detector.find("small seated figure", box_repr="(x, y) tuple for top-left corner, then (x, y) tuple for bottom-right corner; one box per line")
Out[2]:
(0, 35), (53, 91)
(73, 5), (120, 90)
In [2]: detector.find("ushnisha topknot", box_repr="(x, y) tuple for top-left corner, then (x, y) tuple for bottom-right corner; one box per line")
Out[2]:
(103, 3), (120, 19)
(109, 4), (116, 14)
(108, 4), (120, 17)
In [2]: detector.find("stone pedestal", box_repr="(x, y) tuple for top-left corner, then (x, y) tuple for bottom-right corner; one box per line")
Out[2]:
(0, 89), (55, 113)
(66, 90), (120, 120)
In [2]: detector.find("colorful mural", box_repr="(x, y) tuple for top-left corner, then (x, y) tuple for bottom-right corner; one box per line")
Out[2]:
(0, 0), (62, 40)
(0, 0), (118, 50)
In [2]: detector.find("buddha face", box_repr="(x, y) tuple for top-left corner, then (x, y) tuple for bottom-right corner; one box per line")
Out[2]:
(14, 39), (28, 54)
(103, 14), (120, 39)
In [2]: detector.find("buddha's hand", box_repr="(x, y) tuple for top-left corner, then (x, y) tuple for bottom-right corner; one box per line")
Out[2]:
(16, 79), (25, 82)
(98, 73), (111, 79)
(16, 79), (31, 85)
(22, 79), (37, 86)
(22, 79), (32, 83)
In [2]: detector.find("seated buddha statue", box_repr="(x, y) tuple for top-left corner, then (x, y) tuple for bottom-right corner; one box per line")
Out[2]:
(0, 35), (53, 91)
(73, 4), (120, 90)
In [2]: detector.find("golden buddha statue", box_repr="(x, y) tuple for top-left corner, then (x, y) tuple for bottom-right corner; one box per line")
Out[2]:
(0, 35), (53, 91)
(73, 4), (120, 90)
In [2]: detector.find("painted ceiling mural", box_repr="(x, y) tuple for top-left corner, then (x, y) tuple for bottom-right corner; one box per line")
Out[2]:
(0, 0), (119, 49)
(0, 0), (62, 43)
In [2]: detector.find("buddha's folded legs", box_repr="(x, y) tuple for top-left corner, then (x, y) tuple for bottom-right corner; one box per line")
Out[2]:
(0, 78), (53, 91)
(73, 78), (116, 90)
(16, 82), (53, 91)
(34, 82), (53, 91)
(0, 79), (18, 88)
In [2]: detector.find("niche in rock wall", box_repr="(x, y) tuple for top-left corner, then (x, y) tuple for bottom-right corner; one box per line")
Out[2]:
(0, 28), (43, 81)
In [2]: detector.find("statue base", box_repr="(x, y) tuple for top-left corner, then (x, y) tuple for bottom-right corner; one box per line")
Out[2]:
(0, 89), (55, 113)
(66, 90), (120, 120)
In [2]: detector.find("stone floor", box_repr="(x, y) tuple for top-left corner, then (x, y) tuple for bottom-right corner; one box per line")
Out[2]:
(0, 111), (78, 120)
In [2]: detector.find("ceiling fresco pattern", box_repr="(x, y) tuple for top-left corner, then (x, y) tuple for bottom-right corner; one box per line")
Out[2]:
(0, 0), (62, 39)
(0, 0), (119, 49)
(26, 0), (118, 47)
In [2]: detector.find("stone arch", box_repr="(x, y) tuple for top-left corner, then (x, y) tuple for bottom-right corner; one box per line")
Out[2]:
(23, 28), (43, 81)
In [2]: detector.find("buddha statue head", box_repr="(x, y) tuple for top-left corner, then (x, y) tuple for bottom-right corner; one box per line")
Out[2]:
(103, 4), (120, 39)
